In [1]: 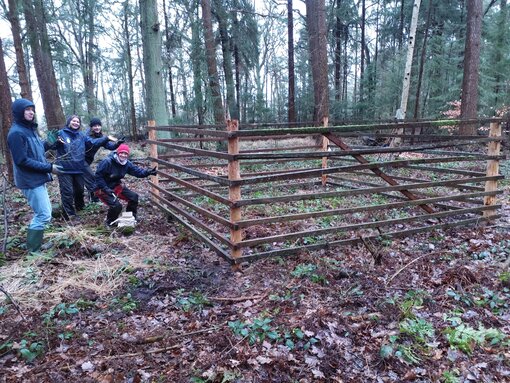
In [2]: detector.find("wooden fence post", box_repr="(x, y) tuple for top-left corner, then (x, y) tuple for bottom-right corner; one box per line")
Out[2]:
(321, 117), (329, 186)
(227, 120), (242, 260)
(148, 120), (159, 198)
(483, 122), (502, 218)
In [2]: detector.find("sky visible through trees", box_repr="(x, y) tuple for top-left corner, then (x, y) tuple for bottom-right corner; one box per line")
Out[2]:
(0, 0), (509, 136)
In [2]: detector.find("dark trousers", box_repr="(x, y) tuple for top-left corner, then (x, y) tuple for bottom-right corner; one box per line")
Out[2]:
(95, 185), (139, 224)
(58, 173), (85, 218)
(83, 164), (99, 202)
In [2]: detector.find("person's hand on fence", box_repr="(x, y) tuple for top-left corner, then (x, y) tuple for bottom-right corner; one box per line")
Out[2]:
(51, 164), (64, 175)
(148, 166), (158, 176)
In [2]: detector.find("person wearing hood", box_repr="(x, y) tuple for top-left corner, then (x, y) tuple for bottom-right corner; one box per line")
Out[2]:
(94, 144), (157, 226)
(7, 98), (63, 252)
(83, 117), (124, 203)
(53, 115), (114, 221)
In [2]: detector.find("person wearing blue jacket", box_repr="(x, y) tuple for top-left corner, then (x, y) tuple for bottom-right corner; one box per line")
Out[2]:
(83, 117), (124, 203)
(7, 98), (63, 252)
(94, 144), (157, 226)
(53, 115), (113, 220)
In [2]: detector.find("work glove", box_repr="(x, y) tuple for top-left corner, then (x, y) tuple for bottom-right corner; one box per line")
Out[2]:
(51, 164), (64, 175)
(148, 166), (158, 176)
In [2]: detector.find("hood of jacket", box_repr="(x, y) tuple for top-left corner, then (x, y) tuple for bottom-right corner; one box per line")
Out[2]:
(11, 99), (36, 128)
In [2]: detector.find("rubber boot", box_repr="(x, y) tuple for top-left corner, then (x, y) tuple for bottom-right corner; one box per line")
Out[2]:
(27, 229), (44, 253)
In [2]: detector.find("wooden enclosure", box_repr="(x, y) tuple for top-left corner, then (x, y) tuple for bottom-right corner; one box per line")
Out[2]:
(147, 119), (505, 264)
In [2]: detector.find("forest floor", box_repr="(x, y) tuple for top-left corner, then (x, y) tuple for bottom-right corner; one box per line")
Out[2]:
(0, 156), (509, 383)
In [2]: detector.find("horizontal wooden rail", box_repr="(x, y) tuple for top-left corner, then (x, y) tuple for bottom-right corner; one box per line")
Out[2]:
(234, 175), (503, 207)
(151, 195), (232, 263)
(237, 205), (500, 248)
(237, 215), (500, 262)
(235, 190), (500, 229)
(150, 190), (232, 248)
(147, 140), (232, 159)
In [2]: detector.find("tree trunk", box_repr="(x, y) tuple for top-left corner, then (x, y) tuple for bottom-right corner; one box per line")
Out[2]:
(140, 0), (169, 129)
(305, 0), (329, 124)
(7, 0), (32, 100)
(84, 0), (97, 116)
(123, 0), (137, 140)
(413, 0), (433, 120)
(287, 0), (296, 123)
(398, 0), (421, 119)
(162, 0), (177, 119)
(201, 0), (225, 124)
(23, 0), (65, 129)
(214, 0), (238, 120)
(0, 38), (14, 182)
(359, 0), (366, 102)
(460, 0), (483, 135)
(190, 0), (204, 125)
(232, 1), (241, 122)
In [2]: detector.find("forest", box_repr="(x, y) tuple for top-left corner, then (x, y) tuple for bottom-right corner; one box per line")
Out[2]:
(0, 0), (509, 135)
(0, 0), (509, 382)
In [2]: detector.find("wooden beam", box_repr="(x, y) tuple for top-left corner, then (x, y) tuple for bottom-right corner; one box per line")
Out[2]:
(228, 120), (243, 260)
(484, 122), (502, 218)
(324, 132), (435, 214)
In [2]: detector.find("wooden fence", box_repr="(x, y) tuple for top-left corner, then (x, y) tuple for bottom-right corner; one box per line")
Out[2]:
(146, 118), (505, 264)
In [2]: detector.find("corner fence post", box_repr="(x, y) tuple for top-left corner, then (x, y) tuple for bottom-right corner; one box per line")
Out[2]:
(483, 121), (502, 218)
(227, 120), (242, 261)
(321, 117), (329, 186)
(148, 120), (159, 198)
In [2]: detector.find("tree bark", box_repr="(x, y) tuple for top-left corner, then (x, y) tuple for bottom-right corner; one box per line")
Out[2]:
(305, 0), (329, 124)
(123, 0), (137, 140)
(162, 0), (177, 119)
(0, 38), (14, 182)
(460, 0), (483, 135)
(287, 0), (296, 123)
(201, 0), (225, 124)
(190, 0), (204, 125)
(23, 0), (65, 129)
(214, 0), (238, 120)
(7, 0), (32, 100)
(140, 0), (169, 128)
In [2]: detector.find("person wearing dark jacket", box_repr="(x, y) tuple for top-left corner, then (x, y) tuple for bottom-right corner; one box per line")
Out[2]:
(94, 144), (157, 226)
(83, 117), (123, 202)
(53, 115), (113, 220)
(7, 98), (63, 252)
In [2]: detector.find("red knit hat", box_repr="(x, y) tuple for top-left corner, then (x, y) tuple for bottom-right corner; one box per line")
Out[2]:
(117, 144), (130, 155)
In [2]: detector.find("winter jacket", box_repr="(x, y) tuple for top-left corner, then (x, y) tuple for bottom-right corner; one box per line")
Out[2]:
(84, 129), (119, 165)
(95, 152), (151, 192)
(7, 99), (53, 189)
(54, 124), (109, 173)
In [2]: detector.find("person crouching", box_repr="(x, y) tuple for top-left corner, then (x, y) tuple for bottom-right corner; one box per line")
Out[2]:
(94, 144), (157, 226)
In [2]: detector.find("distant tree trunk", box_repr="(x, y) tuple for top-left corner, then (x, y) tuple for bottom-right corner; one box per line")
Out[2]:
(0, 38), (14, 181)
(214, 0), (238, 120)
(162, 0), (177, 118)
(287, 0), (296, 123)
(190, 2), (204, 125)
(359, 0), (366, 102)
(140, 0), (169, 129)
(7, 0), (32, 100)
(460, 0), (483, 135)
(232, 2), (241, 121)
(398, 0), (405, 50)
(413, 0), (433, 120)
(305, 0), (329, 124)
(23, 0), (65, 129)
(398, 0), (421, 119)
(84, 1), (97, 116)
(201, 0), (225, 124)
(123, 1), (137, 139)
(334, 0), (342, 106)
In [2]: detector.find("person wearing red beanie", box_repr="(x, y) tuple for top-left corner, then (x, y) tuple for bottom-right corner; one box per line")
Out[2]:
(94, 144), (157, 226)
